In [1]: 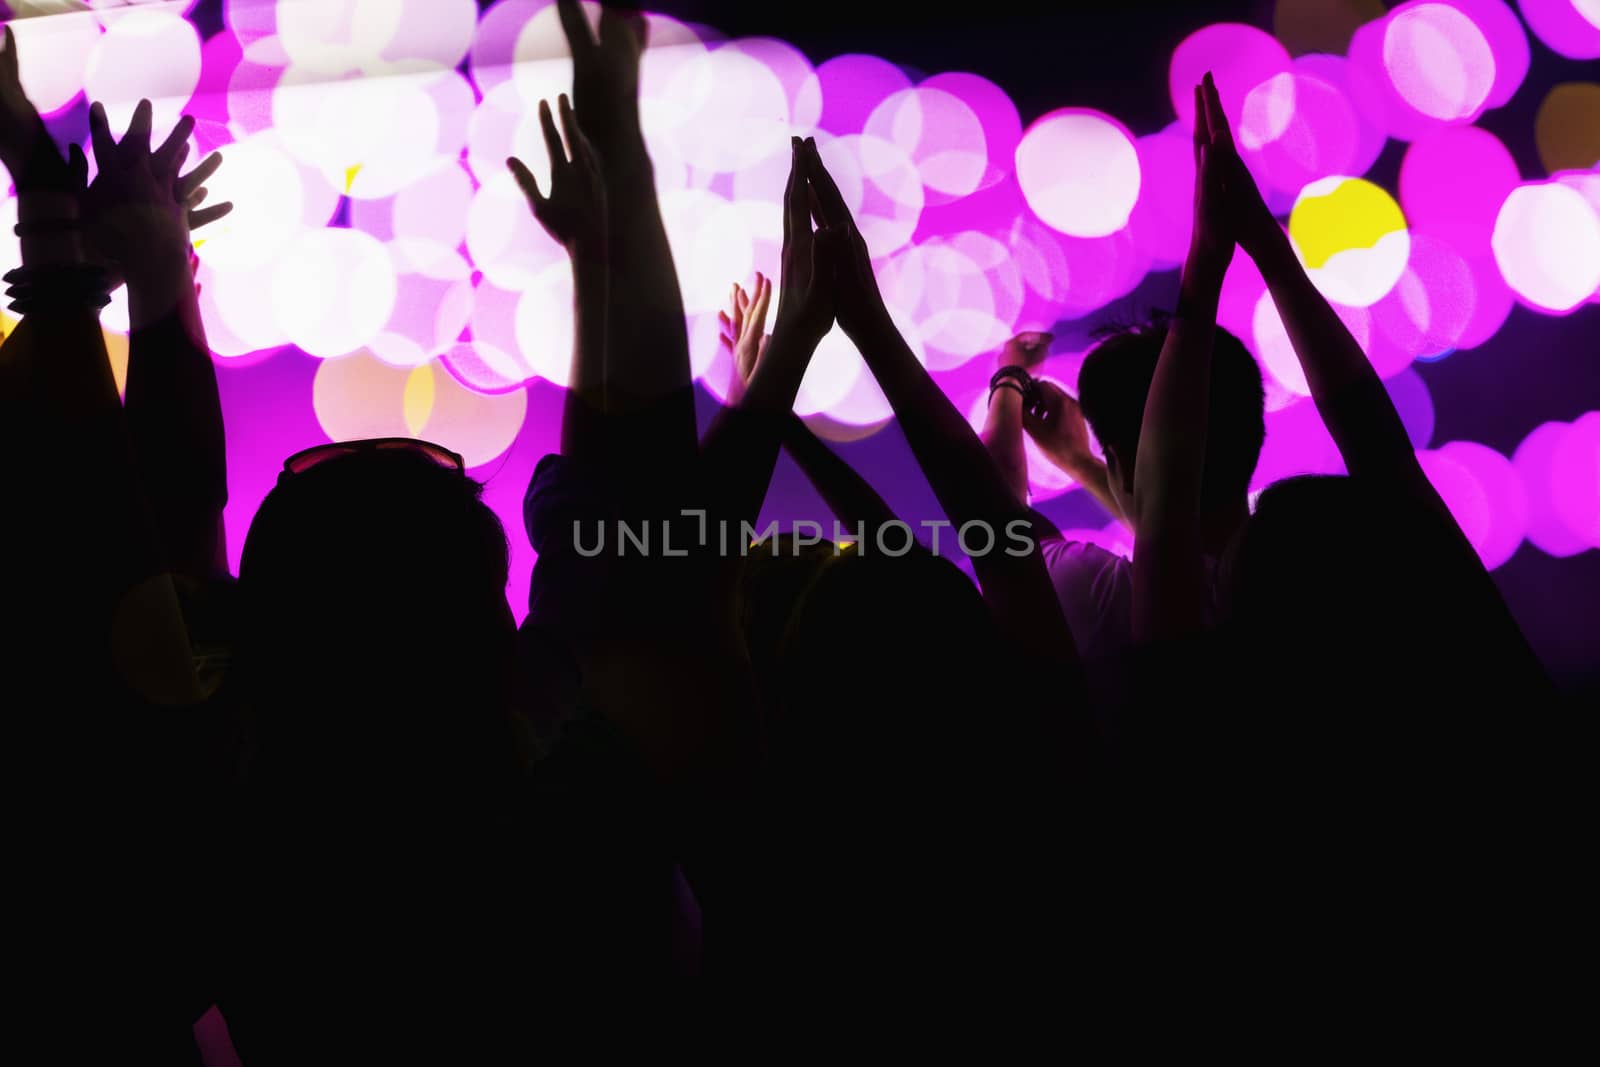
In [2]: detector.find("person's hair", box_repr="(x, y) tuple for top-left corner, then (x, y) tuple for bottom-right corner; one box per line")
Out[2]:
(1077, 312), (1265, 513)
(235, 448), (514, 775)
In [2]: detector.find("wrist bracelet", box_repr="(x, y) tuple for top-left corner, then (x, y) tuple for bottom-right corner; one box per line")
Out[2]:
(988, 378), (1028, 404)
(4, 265), (114, 315)
(13, 219), (82, 237)
(989, 365), (1040, 408)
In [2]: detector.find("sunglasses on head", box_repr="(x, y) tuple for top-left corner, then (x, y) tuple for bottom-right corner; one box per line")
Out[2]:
(280, 438), (465, 480)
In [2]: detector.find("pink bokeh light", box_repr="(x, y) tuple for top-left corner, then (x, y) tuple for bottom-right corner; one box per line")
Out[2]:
(1513, 421), (1593, 556)
(1169, 23), (1293, 139)
(1399, 125), (1520, 254)
(1438, 439), (1529, 569)
(1517, 0), (1600, 60)
(1550, 411), (1600, 548)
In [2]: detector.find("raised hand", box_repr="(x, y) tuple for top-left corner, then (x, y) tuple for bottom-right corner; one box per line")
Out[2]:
(999, 330), (1051, 370)
(555, 0), (646, 154)
(1024, 379), (1094, 470)
(72, 111), (231, 288)
(0, 24), (69, 191)
(770, 138), (839, 351)
(717, 274), (772, 403)
(82, 100), (190, 269)
(1203, 73), (1273, 263)
(1189, 72), (1235, 279)
(796, 138), (888, 340)
(509, 94), (603, 251)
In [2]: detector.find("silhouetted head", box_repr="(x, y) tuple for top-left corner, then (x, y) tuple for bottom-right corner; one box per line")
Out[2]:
(740, 539), (1001, 790)
(1077, 314), (1265, 527)
(1225, 474), (1497, 705)
(236, 442), (516, 782)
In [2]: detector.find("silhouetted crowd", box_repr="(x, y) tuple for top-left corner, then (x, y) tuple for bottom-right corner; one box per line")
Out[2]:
(0, 7), (1579, 1061)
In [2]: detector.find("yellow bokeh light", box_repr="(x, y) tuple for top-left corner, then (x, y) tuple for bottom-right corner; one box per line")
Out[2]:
(403, 364), (436, 436)
(1536, 82), (1600, 175)
(1289, 176), (1410, 306)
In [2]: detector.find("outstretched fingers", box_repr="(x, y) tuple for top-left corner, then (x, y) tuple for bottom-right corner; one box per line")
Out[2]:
(538, 98), (568, 171)
(152, 113), (195, 177)
(124, 98), (153, 154)
(2, 26), (19, 87)
(88, 101), (117, 169)
(749, 272), (773, 335)
(179, 151), (224, 198)
(189, 201), (233, 230)
(507, 156), (545, 208)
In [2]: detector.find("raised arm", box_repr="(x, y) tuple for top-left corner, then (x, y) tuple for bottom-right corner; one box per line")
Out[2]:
(557, 0), (694, 461)
(1132, 76), (1232, 644)
(800, 140), (1077, 667)
(980, 331), (1051, 507)
(509, 93), (605, 460)
(1201, 78), (1429, 501)
(700, 141), (838, 530)
(85, 101), (234, 579)
(718, 277), (897, 534)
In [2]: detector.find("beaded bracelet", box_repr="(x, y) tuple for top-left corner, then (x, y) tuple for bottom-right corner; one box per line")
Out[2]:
(3, 265), (114, 315)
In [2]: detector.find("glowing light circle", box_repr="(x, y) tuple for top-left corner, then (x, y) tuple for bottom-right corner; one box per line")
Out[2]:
(866, 87), (989, 201)
(1399, 125), (1520, 254)
(920, 72), (1022, 191)
(465, 171), (568, 291)
(8, 9), (101, 116)
(194, 136), (308, 271)
(513, 264), (578, 386)
(1016, 109), (1141, 239)
(84, 10), (203, 143)
(1438, 440), (1529, 569)
(1169, 22), (1293, 137)
(1249, 71), (1363, 199)
(1290, 176), (1411, 307)
(1417, 448), (1495, 559)
(270, 228), (399, 358)
(718, 37), (823, 135)
(1440, 0), (1530, 107)
(817, 133), (924, 255)
(1513, 421), (1592, 557)
(393, 162), (475, 251)
(1381, 3), (1496, 122)
(1291, 53), (1390, 180)
(1491, 182), (1600, 314)
(1550, 411), (1600, 548)
(1518, 0), (1600, 60)
(1127, 125), (1195, 268)
(794, 328), (867, 416)
(815, 54), (913, 135)
(663, 45), (794, 174)
(659, 188), (756, 317)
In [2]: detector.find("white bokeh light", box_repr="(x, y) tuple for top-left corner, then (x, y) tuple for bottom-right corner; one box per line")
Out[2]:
(8, 8), (101, 116)
(1492, 182), (1600, 313)
(271, 228), (398, 358)
(195, 135), (308, 271)
(1016, 109), (1141, 238)
(84, 10), (202, 142)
